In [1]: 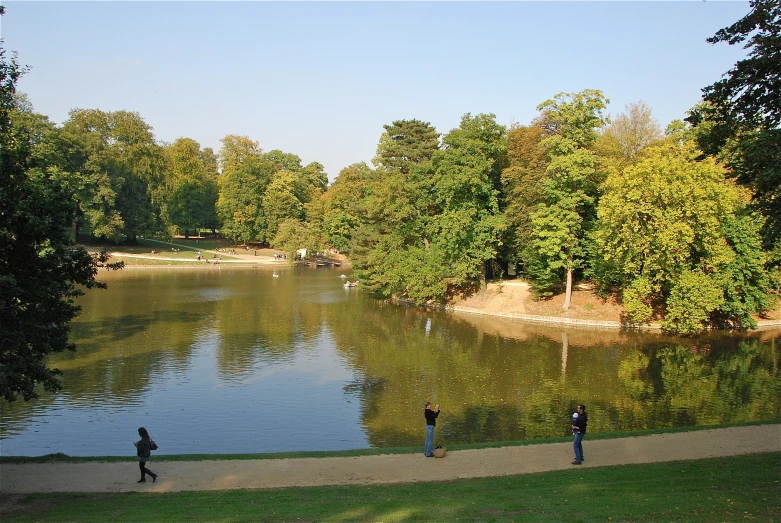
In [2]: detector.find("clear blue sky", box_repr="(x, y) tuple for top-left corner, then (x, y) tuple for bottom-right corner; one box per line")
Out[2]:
(2, 1), (751, 181)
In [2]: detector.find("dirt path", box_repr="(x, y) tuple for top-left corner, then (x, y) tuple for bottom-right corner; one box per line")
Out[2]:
(1, 425), (778, 494)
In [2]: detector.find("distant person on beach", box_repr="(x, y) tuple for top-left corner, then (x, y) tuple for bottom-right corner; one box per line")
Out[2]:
(571, 404), (587, 465)
(134, 427), (158, 483)
(424, 401), (440, 457)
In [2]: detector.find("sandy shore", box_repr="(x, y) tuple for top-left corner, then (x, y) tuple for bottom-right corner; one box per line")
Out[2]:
(1, 425), (778, 494)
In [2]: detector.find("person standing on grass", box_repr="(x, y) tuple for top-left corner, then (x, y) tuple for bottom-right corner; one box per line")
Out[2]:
(572, 404), (587, 465)
(424, 401), (440, 457)
(134, 427), (159, 483)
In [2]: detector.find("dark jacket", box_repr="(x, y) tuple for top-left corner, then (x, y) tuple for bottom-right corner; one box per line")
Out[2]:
(574, 412), (588, 434)
(136, 438), (154, 458)
(425, 408), (440, 426)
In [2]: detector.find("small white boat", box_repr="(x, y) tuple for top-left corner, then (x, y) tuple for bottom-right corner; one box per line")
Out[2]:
(339, 274), (347, 279)
(272, 273), (279, 278)
(343, 281), (357, 288)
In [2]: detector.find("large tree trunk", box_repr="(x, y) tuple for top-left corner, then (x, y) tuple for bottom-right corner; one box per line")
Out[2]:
(480, 261), (487, 292)
(562, 266), (573, 311)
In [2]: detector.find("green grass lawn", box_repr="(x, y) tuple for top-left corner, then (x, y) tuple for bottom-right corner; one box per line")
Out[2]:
(1, 452), (778, 522)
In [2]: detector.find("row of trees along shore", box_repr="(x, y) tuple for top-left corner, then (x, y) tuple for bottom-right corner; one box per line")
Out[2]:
(1, 2), (779, 401)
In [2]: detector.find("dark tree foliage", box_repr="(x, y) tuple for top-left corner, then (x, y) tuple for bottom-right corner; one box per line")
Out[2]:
(0, 33), (119, 401)
(374, 119), (440, 174)
(689, 0), (781, 246)
(704, 0), (780, 129)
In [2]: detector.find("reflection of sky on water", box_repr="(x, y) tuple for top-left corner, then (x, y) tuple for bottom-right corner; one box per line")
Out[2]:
(0, 325), (367, 456)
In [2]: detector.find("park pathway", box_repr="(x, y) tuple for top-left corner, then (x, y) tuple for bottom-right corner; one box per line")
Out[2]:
(1, 425), (779, 494)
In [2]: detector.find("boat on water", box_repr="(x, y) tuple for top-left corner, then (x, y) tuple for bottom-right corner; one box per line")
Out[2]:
(343, 281), (357, 288)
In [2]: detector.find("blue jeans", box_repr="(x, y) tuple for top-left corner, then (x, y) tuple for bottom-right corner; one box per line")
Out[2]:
(424, 424), (435, 456)
(573, 431), (585, 462)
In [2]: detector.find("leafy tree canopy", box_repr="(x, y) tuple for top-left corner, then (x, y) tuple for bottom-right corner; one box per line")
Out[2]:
(595, 139), (772, 333)
(526, 90), (609, 305)
(162, 138), (218, 237)
(500, 119), (549, 262)
(216, 135), (274, 243)
(1, 36), (121, 401)
(62, 108), (165, 242)
(373, 119), (440, 174)
(688, 0), (781, 246)
(322, 162), (373, 253)
(598, 101), (663, 168)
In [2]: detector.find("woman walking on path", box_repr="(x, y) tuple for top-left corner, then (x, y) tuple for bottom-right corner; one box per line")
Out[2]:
(572, 404), (587, 465)
(424, 402), (440, 457)
(134, 427), (158, 483)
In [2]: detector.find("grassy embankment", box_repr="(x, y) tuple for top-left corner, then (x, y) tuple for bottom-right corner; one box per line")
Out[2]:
(2, 452), (778, 522)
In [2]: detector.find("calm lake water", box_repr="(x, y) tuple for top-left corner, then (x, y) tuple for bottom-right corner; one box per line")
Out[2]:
(1, 267), (779, 456)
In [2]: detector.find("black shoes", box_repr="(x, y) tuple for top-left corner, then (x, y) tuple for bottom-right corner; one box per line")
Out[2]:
(571, 461), (582, 465)
(137, 478), (146, 483)
(152, 474), (157, 482)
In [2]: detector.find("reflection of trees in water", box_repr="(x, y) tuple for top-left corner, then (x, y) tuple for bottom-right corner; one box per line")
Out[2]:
(211, 271), (331, 377)
(2, 270), (336, 431)
(328, 301), (780, 446)
(327, 304), (582, 446)
(3, 271), (778, 449)
(615, 339), (781, 430)
(71, 310), (203, 348)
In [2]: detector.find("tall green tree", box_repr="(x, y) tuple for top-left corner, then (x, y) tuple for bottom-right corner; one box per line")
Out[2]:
(262, 170), (305, 241)
(352, 120), (440, 297)
(62, 109), (165, 242)
(594, 139), (772, 333)
(162, 138), (218, 238)
(501, 119), (550, 269)
(199, 147), (220, 233)
(688, 0), (781, 247)
(264, 149), (303, 173)
(1, 33), (120, 401)
(373, 119), (440, 174)
(424, 113), (508, 292)
(271, 217), (323, 261)
(353, 114), (506, 302)
(299, 161), (328, 196)
(526, 90), (609, 308)
(322, 162), (373, 253)
(216, 135), (274, 243)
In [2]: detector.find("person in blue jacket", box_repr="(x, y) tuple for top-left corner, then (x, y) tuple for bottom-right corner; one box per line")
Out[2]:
(571, 404), (587, 465)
